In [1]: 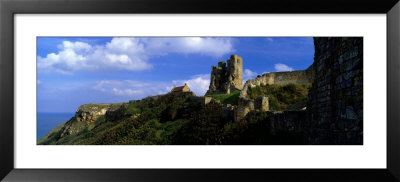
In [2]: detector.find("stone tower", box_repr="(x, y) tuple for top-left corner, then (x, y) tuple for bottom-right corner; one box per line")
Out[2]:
(227, 54), (243, 92)
(205, 55), (243, 95)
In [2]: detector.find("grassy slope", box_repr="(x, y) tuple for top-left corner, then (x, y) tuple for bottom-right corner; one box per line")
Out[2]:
(38, 92), (197, 145)
(37, 120), (68, 144)
(206, 90), (240, 106)
(246, 83), (311, 111)
(78, 103), (125, 111)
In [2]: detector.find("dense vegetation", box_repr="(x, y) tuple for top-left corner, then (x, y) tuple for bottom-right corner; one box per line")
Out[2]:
(38, 91), (306, 145)
(246, 83), (311, 111)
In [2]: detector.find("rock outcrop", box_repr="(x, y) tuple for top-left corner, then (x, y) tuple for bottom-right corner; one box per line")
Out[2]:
(59, 103), (127, 137)
(206, 54), (243, 95)
(75, 104), (109, 122)
(75, 103), (125, 122)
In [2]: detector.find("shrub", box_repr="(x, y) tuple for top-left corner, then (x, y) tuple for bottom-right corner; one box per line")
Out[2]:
(246, 83), (311, 111)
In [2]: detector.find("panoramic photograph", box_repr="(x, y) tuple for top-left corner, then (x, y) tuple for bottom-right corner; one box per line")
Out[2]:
(37, 37), (363, 145)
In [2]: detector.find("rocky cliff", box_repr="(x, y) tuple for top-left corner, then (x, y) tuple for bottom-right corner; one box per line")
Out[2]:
(75, 103), (125, 122)
(61, 103), (126, 137)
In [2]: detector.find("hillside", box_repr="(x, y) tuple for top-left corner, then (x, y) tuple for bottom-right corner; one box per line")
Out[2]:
(38, 91), (305, 145)
(246, 83), (311, 111)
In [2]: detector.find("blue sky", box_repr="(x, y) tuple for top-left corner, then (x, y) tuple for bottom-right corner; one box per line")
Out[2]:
(37, 37), (314, 113)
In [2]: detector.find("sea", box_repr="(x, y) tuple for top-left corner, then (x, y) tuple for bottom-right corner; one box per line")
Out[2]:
(37, 112), (75, 140)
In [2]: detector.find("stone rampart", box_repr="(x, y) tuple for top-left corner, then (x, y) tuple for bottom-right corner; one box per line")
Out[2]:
(306, 37), (363, 144)
(240, 65), (314, 97)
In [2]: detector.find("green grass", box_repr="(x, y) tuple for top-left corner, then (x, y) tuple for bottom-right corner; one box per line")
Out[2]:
(207, 90), (240, 106)
(124, 101), (141, 115)
(78, 103), (110, 110)
(78, 103), (125, 111)
(109, 103), (125, 110)
(246, 83), (311, 111)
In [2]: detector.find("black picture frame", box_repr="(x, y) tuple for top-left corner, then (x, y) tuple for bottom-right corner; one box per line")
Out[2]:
(1, 0), (399, 181)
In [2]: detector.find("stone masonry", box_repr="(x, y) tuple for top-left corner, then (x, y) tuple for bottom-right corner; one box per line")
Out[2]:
(206, 55), (243, 95)
(306, 37), (363, 145)
(240, 64), (314, 97)
(235, 95), (269, 122)
(233, 37), (363, 145)
(235, 63), (314, 121)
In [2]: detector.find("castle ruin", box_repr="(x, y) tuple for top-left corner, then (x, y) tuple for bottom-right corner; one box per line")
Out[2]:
(205, 55), (243, 95)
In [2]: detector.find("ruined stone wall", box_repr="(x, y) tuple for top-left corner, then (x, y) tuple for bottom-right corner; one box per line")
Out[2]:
(234, 97), (255, 121)
(207, 62), (227, 94)
(240, 65), (314, 97)
(206, 55), (243, 95)
(266, 111), (307, 135)
(235, 95), (269, 122)
(254, 96), (269, 112)
(306, 37), (363, 144)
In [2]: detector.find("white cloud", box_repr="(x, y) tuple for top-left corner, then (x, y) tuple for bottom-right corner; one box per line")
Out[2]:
(242, 69), (258, 85)
(172, 74), (210, 96)
(38, 39), (152, 74)
(243, 69), (258, 79)
(38, 37), (234, 74)
(142, 37), (234, 57)
(93, 80), (155, 96)
(112, 88), (144, 96)
(59, 41), (91, 51)
(93, 79), (175, 99)
(274, 63), (294, 72)
(93, 74), (210, 98)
